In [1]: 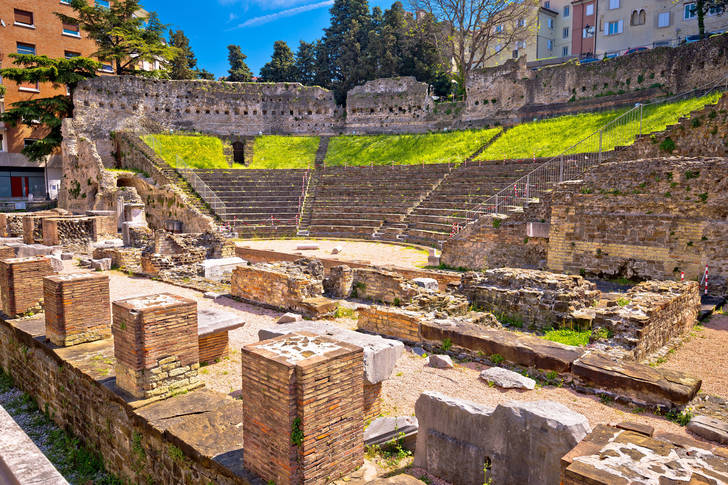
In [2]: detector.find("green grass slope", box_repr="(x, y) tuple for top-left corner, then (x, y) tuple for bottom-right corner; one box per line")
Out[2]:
(324, 128), (502, 167)
(142, 134), (235, 169)
(479, 92), (721, 160)
(250, 135), (319, 169)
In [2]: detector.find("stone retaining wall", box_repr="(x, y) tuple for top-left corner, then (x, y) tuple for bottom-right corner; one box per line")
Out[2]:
(460, 268), (600, 330)
(592, 281), (700, 360)
(92, 247), (143, 271)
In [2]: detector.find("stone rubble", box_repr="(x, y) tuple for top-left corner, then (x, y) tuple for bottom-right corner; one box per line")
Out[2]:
(479, 367), (536, 390)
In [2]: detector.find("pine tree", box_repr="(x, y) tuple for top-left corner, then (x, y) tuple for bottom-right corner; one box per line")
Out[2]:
(196, 69), (216, 80)
(225, 45), (253, 82)
(260, 41), (295, 82)
(293, 41), (318, 85)
(56, 0), (176, 76)
(168, 29), (198, 80)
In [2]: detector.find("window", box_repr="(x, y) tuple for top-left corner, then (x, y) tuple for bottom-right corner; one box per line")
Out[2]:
(609, 0), (620, 9)
(0, 134), (4, 152)
(585, 3), (594, 16)
(14, 9), (34, 27)
(547, 18), (554, 29)
(62, 22), (80, 37)
(564, 5), (570, 17)
(518, 18), (526, 27)
(65, 51), (81, 59)
(96, 0), (110, 7)
(100, 63), (114, 73)
(547, 39), (553, 50)
(495, 24), (503, 33)
(563, 27), (570, 38)
(17, 43), (36, 55)
(658, 11), (671, 27)
(684, 3), (696, 19)
(583, 26), (594, 38)
(562, 46), (569, 56)
(60, 0), (71, 4)
(544, 1), (550, 8)
(605, 20), (624, 35)
(631, 9), (647, 25)
(512, 49), (519, 58)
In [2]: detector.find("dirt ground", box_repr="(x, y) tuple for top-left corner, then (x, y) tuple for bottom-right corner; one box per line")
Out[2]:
(235, 239), (430, 269)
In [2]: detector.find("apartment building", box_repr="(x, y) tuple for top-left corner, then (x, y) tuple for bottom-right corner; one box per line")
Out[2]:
(596, 0), (728, 57)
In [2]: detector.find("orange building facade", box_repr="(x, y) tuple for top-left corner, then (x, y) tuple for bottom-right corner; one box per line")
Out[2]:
(0, 0), (108, 200)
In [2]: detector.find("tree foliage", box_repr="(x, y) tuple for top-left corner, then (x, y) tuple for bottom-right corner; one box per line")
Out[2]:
(225, 45), (253, 82)
(260, 41), (295, 82)
(168, 29), (198, 80)
(292, 41), (318, 85)
(0, 55), (99, 161)
(686, 0), (727, 38)
(56, 0), (176, 76)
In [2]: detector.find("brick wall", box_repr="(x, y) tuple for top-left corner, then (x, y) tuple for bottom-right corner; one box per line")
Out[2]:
(242, 333), (363, 484)
(92, 247), (143, 272)
(112, 293), (199, 399)
(230, 263), (324, 313)
(42, 216), (98, 247)
(0, 257), (55, 317)
(351, 268), (420, 305)
(0, 246), (16, 259)
(44, 273), (111, 347)
(358, 307), (422, 343)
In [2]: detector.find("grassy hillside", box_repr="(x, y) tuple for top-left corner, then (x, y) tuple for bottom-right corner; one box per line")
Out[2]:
(142, 134), (236, 169)
(478, 92), (722, 160)
(324, 128), (502, 167)
(250, 136), (319, 169)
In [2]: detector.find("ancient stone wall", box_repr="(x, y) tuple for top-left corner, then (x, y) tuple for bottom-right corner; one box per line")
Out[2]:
(0, 257), (56, 317)
(460, 268), (600, 330)
(592, 281), (700, 361)
(0, 317), (248, 484)
(464, 35), (728, 122)
(547, 157), (728, 293)
(92, 247), (142, 272)
(68, 36), (728, 156)
(41, 217), (98, 248)
(350, 267), (420, 305)
(441, 200), (551, 271)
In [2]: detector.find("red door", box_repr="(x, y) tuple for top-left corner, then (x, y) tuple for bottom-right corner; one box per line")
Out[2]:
(10, 177), (23, 198)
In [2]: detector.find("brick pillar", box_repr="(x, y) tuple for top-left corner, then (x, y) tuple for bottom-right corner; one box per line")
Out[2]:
(44, 273), (111, 346)
(0, 246), (16, 260)
(112, 293), (200, 400)
(242, 332), (364, 485)
(363, 382), (383, 422)
(0, 257), (55, 317)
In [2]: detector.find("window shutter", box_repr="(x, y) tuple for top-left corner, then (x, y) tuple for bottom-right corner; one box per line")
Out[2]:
(604, 23), (609, 35)
(618, 20), (623, 33)
(14, 9), (33, 25)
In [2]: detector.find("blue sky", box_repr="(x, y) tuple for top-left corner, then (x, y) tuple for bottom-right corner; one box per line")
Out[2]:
(143, 0), (397, 78)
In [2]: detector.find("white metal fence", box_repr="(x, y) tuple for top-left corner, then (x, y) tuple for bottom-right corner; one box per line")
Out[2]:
(454, 73), (728, 235)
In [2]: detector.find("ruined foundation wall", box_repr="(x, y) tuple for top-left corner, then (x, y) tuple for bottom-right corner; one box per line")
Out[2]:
(0, 318), (247, 484)
(230, 263), (324, 312)
(547, 157), (728, 293)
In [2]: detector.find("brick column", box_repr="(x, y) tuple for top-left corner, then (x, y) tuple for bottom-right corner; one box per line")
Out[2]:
(44, 273), (111, 346)
(112, 293), (200, 400)
(0, 246), (16, 260)
(0, 257), (55, 317)
(242, 332), (364, 485)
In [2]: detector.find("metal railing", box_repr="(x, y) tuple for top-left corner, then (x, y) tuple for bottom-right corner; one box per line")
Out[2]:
(454, 72), (728, 235)
(173, 154), (228, 220)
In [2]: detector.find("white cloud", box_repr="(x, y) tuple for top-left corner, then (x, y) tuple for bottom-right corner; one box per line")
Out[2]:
(229, 0), (333, 29)
(221, 0), (318, 10)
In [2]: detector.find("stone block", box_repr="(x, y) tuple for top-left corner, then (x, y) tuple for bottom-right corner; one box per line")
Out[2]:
(331, 245), (343, 254)
(60, 252), (74, 260)
(44, 273), (110, 347)
(526, 222), (550, 238)
(364, 416), (418, 448)
(561, 424), (728, 484)
(479, 367), (536, 390)
(123, 203), (146, 225)
(202, 257), (244, 281)
(412, 277), (438, 291)
(17, 244), (61, 258)
(414, 392), (590, 485)
(48, 256), (64, 273)
(686, 415), (728, 444)
(295, 296), (338, 318)
(572, 351), (701, 407)
(112, 293), (199, 399)
(203, 291), (221, 299)
(91, 258), (112, 271)
(242, 332), (364, 485)
(276, 312), (302, 324)
(323, 264), (354, 298)
(296, 243), (320, 250)
(428, 354), (453, 369)
(258, 321), (404, 385)
(0, 257), (56, 317)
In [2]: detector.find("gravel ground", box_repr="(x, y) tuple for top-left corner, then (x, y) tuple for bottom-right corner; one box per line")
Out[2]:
(236, 239), (430, 269)
(657, 314), (728, 397)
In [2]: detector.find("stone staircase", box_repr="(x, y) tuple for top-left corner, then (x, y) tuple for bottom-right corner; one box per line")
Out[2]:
(307, 164), (451, 239)
(400, 160), (544, 248)
(296, 170), (320, 236)
(193, 169), (308, 238)
(314, 136), (330, 168)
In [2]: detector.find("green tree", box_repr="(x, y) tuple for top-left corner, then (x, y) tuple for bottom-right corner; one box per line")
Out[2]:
(260, 40), (295, 82)
(323, 0), (372, 103)
(196, 68), (216, 80)
(313, 40), (332, 89)
(225, 44), (253, 82)
(0, 55), (99, 161)
(57, 0), (176, 76)
(293, 41), (318, 85)
(168, 29), (198, 80)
